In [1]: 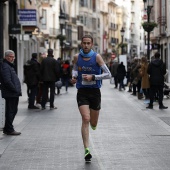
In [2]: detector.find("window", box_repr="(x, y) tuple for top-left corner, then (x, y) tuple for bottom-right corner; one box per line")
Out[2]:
(92, 18), (96, 30)
(92, 0), (96, 12)
(42, 9), (47, 29)
(80, 0), (88, 7)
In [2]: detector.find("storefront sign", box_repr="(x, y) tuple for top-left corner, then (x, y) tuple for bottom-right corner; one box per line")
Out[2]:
(8, 24), (21, 34)
(18, 9), (37, 26)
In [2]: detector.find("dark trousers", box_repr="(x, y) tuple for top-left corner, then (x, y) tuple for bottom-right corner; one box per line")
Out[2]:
(41, 81), (55, 108)
(149, 85), (164, 106)
(28, 85), (38, 107)
(4, 97), (19, 133)
(62, 77), (69, 91)
(114, 75), (118, 88)
(119, 79), (124, 89)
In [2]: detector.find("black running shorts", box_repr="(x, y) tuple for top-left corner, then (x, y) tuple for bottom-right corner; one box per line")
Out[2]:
(77, 88), (101, 110)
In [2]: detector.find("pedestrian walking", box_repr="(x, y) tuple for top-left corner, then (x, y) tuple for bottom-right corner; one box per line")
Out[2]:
(71, 35), (111, 162)
(40, 49), (60, 110)
(24, 53), (40, 109)
(111, 59), (119, 88)
(139, 56), (150, 99)
(61, 60), (71, 92)
(0, 50), (22, 135)
(146, 52), (168, 109)
(117, 61), (126, 91)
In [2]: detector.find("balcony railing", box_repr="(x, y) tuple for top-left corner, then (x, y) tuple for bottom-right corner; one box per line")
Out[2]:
(109, 23), (118, 31)
(49, 28), (60, 37)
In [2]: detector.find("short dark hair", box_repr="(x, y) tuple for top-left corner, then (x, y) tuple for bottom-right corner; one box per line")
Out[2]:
(48, 49), (53, 56)
(154, 52), (160, 59)
(81, 35), (93, 43)
(32, 53), (37, 59)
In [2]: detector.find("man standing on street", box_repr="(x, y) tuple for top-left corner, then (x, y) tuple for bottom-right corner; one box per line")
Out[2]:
(0, 50), (22, 135)
(24, 53), (40, 109)
(71, 35), (111, 162)
(40, 49), (60, 110)
(146, 52), (168, 109)
(111, 58), (119, 88)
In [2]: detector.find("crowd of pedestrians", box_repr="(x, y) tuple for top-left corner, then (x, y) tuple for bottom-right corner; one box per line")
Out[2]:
(23, 48), (73, 110)
(110, 51), (168, 110)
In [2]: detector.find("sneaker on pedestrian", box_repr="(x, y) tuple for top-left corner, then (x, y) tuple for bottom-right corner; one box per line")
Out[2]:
(50, 106), (57, 110)
(41, 107), (46, 110)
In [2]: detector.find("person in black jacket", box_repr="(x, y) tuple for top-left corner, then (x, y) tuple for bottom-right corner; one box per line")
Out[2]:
(146, 52), (168, 109)
(117, 62), (126, 91)
(24, 53), (40, 109)
(40, 49), (60, 110)
(0, 50), (22, 135)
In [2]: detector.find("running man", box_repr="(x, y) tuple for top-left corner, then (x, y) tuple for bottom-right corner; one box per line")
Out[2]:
(71, 35), (111, 162)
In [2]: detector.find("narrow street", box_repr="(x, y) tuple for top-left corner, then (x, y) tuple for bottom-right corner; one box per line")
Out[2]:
(0, 80), (170, 170)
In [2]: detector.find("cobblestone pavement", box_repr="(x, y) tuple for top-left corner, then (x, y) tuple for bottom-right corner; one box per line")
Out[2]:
(0, 80), (170, 170)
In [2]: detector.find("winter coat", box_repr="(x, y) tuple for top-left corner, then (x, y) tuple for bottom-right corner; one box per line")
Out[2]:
(147, 58), (166, 86)
(111, 62), (119, 77)
(117, 63), (126, 81)
(0, 59), (22, 98)
(140, 63), (150, 89)
(24, 59), (40, 86)
(40, 55), (60, 82)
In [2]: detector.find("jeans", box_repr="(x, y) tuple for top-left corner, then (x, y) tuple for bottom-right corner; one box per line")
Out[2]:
(4, 97), (19, 133)
(28, 85), (38, 107)
(41, 81), (55, 108)
(62, 77), (69, 91)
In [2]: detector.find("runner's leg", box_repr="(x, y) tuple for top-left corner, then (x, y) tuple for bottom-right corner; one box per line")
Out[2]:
(79, 105), (90, 148)
(90, 109), (99, 130)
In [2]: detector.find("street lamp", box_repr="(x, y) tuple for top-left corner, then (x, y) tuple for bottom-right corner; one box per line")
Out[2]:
(143, 0), (154, 60)
(120, 27), (125, 54)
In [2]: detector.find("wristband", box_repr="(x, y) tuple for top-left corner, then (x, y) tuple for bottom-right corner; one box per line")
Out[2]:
(92, 75), (95, 81)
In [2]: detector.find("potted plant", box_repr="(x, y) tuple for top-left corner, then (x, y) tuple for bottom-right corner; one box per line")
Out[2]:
(56, 34), (66, 46)
(142, 21), (158, 32)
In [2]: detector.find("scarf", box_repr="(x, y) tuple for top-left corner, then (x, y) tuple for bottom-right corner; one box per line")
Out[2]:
(79, 49), (95, 58)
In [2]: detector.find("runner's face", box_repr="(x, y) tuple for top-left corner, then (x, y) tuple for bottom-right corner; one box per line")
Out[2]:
(81, 38), (93, 54)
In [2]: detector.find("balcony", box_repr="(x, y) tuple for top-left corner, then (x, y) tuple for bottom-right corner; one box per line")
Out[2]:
(109, 23), (118, 31)
(157, 16), (166, 36)
(49, 28), (60, 37)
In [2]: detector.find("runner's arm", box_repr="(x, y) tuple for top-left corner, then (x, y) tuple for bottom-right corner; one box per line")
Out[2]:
(92, 54), (111, 80)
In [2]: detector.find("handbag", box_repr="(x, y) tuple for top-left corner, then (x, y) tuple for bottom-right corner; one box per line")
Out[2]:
(110, 77), (114, 84)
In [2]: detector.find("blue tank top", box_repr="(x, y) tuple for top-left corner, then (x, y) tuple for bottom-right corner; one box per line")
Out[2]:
(76, 52), (101, 89)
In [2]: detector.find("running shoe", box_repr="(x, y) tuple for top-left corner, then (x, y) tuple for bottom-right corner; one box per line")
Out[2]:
(84, 148), (92, 162)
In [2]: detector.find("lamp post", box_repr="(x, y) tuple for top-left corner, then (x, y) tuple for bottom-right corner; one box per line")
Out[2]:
(120, 27), (125, 54)
(143, 0), (154, 60)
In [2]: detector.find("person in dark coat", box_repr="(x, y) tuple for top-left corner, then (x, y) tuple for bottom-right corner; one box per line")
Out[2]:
(111, 59), (119, 88)
(146, 52), (168, 109)
(117, 62), (126, 91)
(40, 49), (60, 110)
(0, 50), (22, 135)
(61, 60), (71, 92)
(24, 53), (40, 109)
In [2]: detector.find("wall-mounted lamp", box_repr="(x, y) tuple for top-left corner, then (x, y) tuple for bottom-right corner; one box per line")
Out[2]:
(32, 28), (44, 38)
